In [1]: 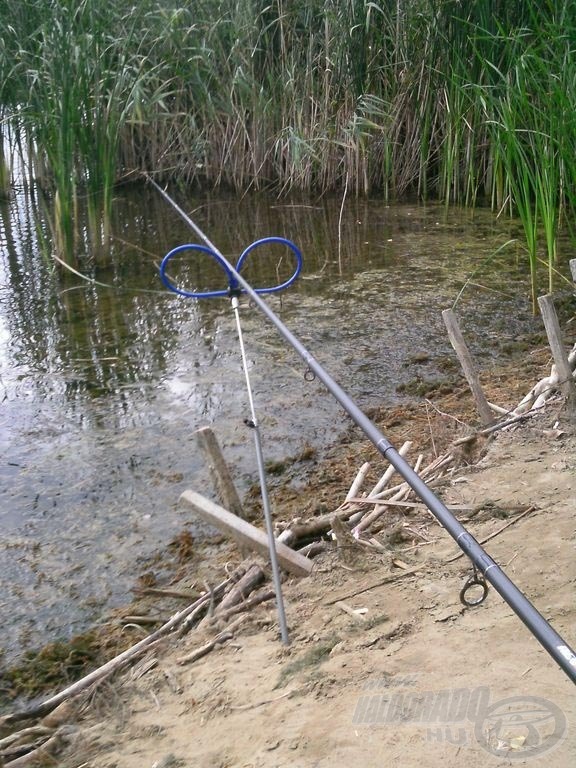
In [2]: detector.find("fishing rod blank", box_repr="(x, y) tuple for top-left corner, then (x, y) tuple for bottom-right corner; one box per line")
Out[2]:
(153, 180), (302, 646)
(151, 177), (576, 685)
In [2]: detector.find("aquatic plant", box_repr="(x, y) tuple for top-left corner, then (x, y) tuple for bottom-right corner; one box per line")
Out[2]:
(0, 0), (574, 302)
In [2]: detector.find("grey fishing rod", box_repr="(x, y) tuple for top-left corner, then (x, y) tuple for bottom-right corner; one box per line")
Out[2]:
(149, 177), (292, 645)
(151, 177), (576, 685)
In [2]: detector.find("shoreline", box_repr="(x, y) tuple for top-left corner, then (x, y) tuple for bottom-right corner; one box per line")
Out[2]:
(0, 335), (559, 712)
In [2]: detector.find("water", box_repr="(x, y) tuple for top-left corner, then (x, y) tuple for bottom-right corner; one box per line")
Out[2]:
(0, 183), (542, 662)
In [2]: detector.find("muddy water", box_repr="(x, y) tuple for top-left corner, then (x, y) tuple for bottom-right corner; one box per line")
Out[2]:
(0, 185), (542, 662)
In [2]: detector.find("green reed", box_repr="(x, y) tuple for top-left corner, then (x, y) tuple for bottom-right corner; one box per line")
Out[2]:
(1, 0), (574, 302)
(474, 4), (576, 306)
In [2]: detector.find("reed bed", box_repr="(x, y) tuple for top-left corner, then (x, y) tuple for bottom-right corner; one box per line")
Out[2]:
(1, 0), (575, 299)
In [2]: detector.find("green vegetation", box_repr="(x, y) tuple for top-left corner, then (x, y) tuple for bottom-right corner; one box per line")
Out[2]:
(1, 0), (575, 300)
(0, 632), (101, 703)
(275, 636), (340, 689)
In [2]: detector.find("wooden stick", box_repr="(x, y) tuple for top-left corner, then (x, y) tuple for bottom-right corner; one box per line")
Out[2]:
(177, 634), (232, 666)
(368, 442), (412, 497)
(1, 732), (62, 767)
(284, 466), (458, 545)
(195, 426), (246, 520)
(419, 452), (455, 480)
(354, 451), (424, 534)
(486, 400), (511, 415)
(513, 371), (558, 414)
(444, 506), (537, 563)
(325, 566), (424, 604)
(0, 726), (53, 751)
(178, 616), (246, 665)
(352, 486), (408, 534)
(334, 601), (368, 622)
(0, 577), (233, 726)
(453, 411), (539, 441)
(347, 497), (473, 511)
(442, 308), (494, 426)
(136, 587), (200, 601)
(297, 541), (328, 558)
(570, 258), (576, 283)
(345, 462), (371, 501)
(121, 615), (164, 626)
(537, 294), (576, 412)
(216, 564), (265, 613)
(229, 690), (294, 711)
(207, 588), (275, 624)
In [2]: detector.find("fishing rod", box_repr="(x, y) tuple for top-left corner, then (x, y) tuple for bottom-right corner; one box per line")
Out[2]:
(149, 179), (302, 646)
(149, 177), (576, 685)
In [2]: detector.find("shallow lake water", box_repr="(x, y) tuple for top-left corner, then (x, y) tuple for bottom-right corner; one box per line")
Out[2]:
(0, 182), (545, 662)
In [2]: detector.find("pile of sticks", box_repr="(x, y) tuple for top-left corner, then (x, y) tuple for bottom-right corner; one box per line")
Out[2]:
(0, 560), (275, 765)
(276, 440), (459, 558)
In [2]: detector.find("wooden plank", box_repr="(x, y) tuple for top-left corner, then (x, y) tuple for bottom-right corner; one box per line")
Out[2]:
(195, 426), (246, 520)
(537, 294), (576, 412)
(179, 490), (313, 576)
(442, 308), (494, 426)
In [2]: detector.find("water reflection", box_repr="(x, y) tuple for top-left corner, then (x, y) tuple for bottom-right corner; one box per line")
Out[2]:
(0, 182), (542, 663)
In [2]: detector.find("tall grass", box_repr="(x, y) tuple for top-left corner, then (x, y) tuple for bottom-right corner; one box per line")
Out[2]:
(1, 0), (575, 302)
(2, 0), (168, 255)
(474, 4), (576, 307)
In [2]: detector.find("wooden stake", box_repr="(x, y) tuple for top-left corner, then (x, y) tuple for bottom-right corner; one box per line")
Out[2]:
(196, 426), (246, 520)
(537, 294), (576, 413)
(442, 309), (494, 426)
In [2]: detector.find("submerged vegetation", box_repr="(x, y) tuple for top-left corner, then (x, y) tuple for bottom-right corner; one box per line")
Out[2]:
(1, 0), (575, 299)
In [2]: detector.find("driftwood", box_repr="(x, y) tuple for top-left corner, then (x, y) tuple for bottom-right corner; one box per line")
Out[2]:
(345, 461), (371, 501)
(346, 498), (473, 512)
(297, 541), (329, 558)
(2, 731), (64, 767)
(367, 441), (412, 498)
(0, 574), (235, 726)
(0, 559), (277, 760)
(0, 726), (53, 753)
(276, 443), (463, 555)
(177, 616), (246, 665)
(207, 587), (276, 625)
(216, 564), (265, 613)
(334, 601), (368, 623)
(135, 587), (200, 601)
(511, 327), (576, 416)
(283, 512), (348, 541)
